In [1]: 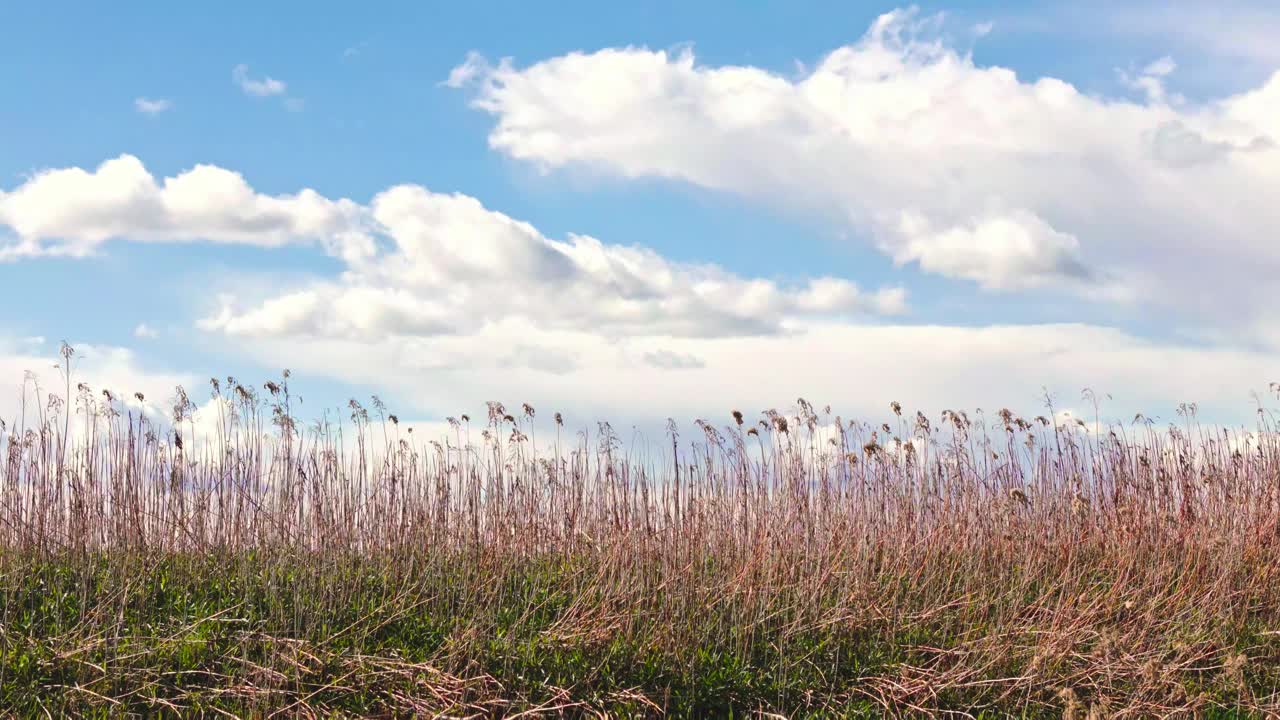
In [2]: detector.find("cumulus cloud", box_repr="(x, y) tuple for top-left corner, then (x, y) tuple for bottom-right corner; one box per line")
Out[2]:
(1146, 120), (1274, 168)
(133, 323), (159, 339)
(232, 64), (287, 97)
(199, 184), (906, 340)
(452, 7), (1280, 323)
(888, 210), (1093, 291)
(134, 97), (173, 115)
(0, 155), (903, 342)
(0, 155), (372, 260)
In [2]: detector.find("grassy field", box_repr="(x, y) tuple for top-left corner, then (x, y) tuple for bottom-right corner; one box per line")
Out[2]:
(2, 357), (1279, 716)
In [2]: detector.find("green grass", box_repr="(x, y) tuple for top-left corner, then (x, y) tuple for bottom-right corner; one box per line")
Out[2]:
(1, 551), (1275, 717)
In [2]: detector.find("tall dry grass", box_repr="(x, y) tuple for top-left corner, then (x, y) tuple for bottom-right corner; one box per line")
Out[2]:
(1, 348), (1278, 715)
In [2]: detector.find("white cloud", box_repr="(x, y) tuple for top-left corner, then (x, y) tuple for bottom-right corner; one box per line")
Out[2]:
(444, 51), (488, 88)
(208, 319), (1280, 431)
(232, 64), (287, 97)
(133, 323), (158, 339)
(0, 338), (193, 433)
(134, 97), (173, 115)
(888, 210), (1095, 291)
(1145, 119), (1274, 168)
(642, 349), (706, 370)
(1098, 2), (1280, 70)
(5, 331), (1267, 465)
(199, 183), (906, 340)
(1144, 56), (1177, 77)
(1117, 56), (1183, 105)
(452, 7), (1280, 327)
(0, 154), (903, 344)
(0, 155), (372, 260)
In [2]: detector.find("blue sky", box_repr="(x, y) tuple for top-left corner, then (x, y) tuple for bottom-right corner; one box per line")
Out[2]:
(2, 2), (1279, 432)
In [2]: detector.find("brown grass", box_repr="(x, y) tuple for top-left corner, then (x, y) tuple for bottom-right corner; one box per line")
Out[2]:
(0, 352), (1278, 716)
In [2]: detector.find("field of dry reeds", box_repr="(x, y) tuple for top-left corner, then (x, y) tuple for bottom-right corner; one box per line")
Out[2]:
(2, 348), (1279, 716)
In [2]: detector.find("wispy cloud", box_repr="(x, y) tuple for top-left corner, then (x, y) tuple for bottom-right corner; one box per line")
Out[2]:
(443, 51), (487, 88)
(133, 323), (158, 339)
(642, 350), (706, 370)
(133, 97), (173, 115)
(342, 41), (368, 60)
(1099, 1), (1280, 68)
(983, 1), (1280, 91)
(232, 64), (287, 97)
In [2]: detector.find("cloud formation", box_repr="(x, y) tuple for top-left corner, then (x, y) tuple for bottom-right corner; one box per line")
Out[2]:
(200, 183), (907, 340)
(232, 64), (287, 97)
(1099, 2), (1280, 70)
(0, 337), (193, 432)
(452, 8), (1280, 320)
(0, 155), (371, 261)
(133, 97), (173, 115)
(0, 156), (904, 342)
(214, 318), (1280, 430)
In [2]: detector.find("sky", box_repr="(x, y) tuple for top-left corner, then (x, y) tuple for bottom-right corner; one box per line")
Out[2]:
(2, 1), (1279, 436)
